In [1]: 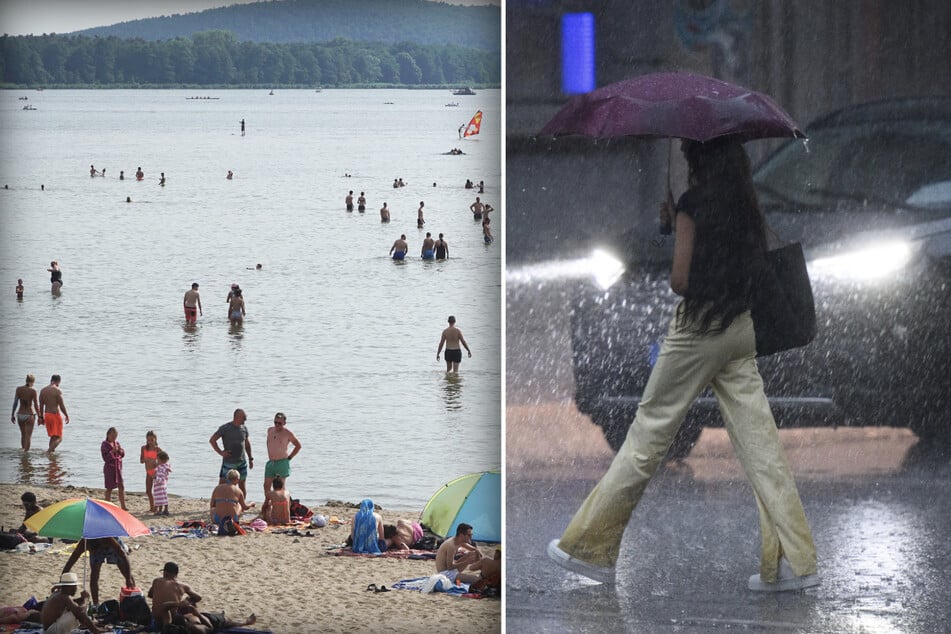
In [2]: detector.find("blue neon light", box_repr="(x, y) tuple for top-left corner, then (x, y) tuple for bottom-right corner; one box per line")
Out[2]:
(561, 13), (595, 95)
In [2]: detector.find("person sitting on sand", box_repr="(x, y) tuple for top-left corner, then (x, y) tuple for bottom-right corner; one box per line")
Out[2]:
(41, 573), (107, 634)
(468, 547), (502, 593)
(435, 523), (490, 584)
(159, 601), (255, 634)
(17, 491), (46, 542)
(260, 477), (292, 525)
(210, 469), (254, 533)
(148, 561), (202, 628)
(350, 498), (384, 554)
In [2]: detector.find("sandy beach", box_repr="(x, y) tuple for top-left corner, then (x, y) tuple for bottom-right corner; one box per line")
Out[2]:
(0, 483), (500, 633)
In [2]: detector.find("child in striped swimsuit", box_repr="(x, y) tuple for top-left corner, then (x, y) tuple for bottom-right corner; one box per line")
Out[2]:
(153, 451), (171, 516)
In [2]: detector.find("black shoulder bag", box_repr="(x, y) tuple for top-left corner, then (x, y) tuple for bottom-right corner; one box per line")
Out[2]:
(750, 241), (817, 357)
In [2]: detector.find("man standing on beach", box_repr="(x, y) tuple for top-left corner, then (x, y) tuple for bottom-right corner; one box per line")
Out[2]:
(39, 375), (69, 454)
(209, 409), (253, 497)
(263, 412), (302, 498)
(437, 316), (472, 373)
(62, 537), (135, 607)
(183, 283), (202, 324)
(148, 561), (202, 628)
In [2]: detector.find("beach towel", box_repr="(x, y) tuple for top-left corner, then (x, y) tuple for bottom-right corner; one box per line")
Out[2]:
(329, 548), (435, 559)
(392, 575), (470, 595)
(350, 499), (381, 554)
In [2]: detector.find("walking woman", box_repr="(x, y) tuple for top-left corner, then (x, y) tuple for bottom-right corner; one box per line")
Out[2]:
(547, 137), (819, 592)
(101, 427), (127, 510)
(11, 374), (40, 450)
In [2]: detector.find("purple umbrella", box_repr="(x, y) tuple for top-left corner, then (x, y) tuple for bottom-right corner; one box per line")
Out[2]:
(539, 71), (804, 143)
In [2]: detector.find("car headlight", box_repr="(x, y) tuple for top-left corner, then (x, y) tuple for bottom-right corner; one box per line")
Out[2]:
(505, 249), (626, 289)
(808, 240), (914, 280)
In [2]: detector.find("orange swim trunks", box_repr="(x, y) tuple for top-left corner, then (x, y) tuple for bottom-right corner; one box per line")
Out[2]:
(44, 412), (63, 437)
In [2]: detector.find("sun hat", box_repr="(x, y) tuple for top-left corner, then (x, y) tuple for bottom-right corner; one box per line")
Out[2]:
(54, 572), (79, 587)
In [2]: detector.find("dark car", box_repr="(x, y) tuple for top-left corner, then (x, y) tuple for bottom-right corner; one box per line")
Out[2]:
(570, 97), (951, 455)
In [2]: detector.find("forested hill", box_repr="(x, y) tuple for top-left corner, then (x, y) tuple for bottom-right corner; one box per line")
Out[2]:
(72, 0), (500, 53)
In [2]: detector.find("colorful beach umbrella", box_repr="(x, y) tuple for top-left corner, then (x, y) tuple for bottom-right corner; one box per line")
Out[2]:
(24, 497), (151, 541)
(421, 470), (500, 543)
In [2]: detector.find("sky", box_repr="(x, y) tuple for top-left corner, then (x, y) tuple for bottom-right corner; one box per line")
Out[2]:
(0, 0), (500, 36)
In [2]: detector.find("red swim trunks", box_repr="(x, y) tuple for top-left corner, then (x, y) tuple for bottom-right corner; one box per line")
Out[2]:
(44, 412), (63, 437)
(184, 306), (198, 321)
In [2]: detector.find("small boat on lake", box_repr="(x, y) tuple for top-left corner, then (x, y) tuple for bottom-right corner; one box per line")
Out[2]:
(451, 87), (476, 96)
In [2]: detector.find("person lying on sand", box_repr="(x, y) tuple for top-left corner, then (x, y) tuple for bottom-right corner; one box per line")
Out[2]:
(159, 601), (255, 634)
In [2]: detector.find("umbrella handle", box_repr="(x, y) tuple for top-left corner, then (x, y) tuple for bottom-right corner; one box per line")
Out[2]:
(660, 140), (673, 235)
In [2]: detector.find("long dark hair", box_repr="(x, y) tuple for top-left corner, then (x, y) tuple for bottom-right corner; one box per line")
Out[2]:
(678, 138), (768, 334)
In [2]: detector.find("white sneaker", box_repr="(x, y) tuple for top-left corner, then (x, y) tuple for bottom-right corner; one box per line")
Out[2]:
(547, 539), (615, 584)
(748, 559), (820, 592)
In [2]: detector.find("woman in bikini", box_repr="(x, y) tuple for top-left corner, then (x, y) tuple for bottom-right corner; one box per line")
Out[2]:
(140, 431), (162, 513)
(228, 289), (245, 326)
(261, 477), (291, 525)
(210, 469), (254, 531)
(11, 374), (40, 451)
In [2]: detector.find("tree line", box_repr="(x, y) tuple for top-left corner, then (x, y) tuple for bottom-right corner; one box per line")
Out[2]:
(0, 31), (501, 87)
(76, 0), (500, 53)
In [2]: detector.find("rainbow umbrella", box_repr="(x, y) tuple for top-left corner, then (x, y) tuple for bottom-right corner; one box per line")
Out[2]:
(24, 497), (151, 541)
(421, 470), (500, 543)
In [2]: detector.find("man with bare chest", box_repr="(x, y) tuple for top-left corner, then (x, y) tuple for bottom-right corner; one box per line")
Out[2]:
(148, 562), (202, 628)
(39, 375), (69, 454)
(436, 316), (472, 373)
(263, 413), (302, 498)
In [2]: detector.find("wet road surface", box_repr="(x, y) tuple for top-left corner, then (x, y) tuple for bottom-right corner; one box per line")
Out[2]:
(506, 403), (951, 633)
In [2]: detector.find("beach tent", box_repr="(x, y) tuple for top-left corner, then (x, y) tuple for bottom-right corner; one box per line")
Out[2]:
(421, 470), (500, 543)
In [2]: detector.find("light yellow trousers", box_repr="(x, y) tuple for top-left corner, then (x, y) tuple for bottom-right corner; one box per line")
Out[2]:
(559, 307), (817, 582)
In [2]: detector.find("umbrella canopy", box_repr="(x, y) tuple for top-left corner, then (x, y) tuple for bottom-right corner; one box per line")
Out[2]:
(421, 470), (500, 543)
(540, 71), (804, 143)
(24, 497), (151, 541)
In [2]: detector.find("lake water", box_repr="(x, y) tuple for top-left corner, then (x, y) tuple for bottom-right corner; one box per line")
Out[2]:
(0, 89), (501, 511)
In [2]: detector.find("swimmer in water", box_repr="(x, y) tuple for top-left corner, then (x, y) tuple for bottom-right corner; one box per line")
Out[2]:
(227, 170), (233, 180)
(421, 232), (435, 260)
(346, 191), (354, 212)
(357, 192), (366, 212)
(417, 201), (425, 227)
(390, 235), (408, 260)
(16, 278), (24, 299)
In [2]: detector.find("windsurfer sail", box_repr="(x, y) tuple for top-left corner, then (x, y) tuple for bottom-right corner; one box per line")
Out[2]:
(462, 110), (482, 138)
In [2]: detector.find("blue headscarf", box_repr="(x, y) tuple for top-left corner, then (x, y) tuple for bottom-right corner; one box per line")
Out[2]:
(351, 498), (382, 554)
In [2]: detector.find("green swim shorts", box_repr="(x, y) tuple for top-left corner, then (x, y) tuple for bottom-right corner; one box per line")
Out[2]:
(265, 457), (291, 479)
